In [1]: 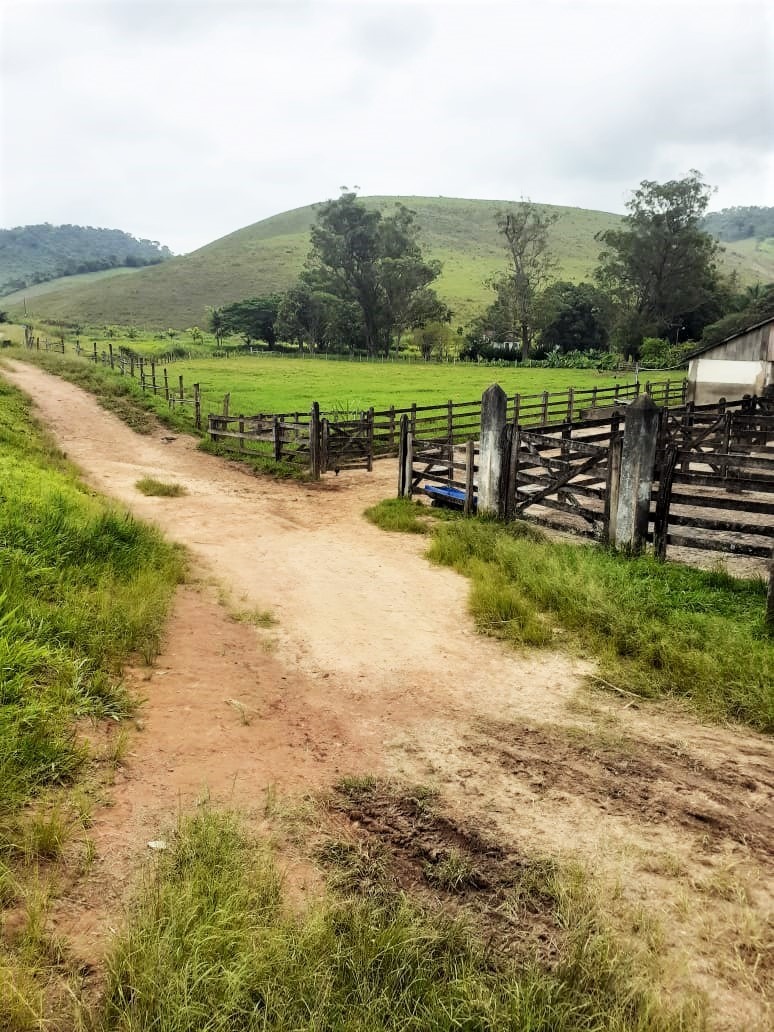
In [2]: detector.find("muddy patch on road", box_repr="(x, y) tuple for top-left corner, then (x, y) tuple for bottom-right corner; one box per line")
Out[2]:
(321, 778), (565, 964)
(473, 720), (774, 860)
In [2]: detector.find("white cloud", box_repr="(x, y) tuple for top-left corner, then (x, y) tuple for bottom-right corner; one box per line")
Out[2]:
(1, 0), (772, 252)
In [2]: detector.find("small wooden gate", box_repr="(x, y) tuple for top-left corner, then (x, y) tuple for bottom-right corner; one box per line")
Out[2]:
(321, 412), (374, 473)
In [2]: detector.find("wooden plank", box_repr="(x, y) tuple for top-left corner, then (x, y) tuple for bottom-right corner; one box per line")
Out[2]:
(667, 513), (774, 537)
(665, 532), (773, 558)
(668, 492), (774, 514)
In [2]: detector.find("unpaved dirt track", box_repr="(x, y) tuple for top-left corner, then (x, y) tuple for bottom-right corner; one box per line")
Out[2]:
(3, 360), (773, 1029)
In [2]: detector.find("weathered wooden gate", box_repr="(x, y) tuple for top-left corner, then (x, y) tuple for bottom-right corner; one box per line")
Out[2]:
(505, 425), (619, 538)
(320, 412), (374, 473)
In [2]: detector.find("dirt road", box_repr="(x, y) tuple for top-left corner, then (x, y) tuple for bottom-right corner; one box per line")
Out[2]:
(3, 360), (772, 1028)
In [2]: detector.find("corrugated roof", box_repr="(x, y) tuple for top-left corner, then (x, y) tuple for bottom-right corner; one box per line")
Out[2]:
(685, 314), (774, 361)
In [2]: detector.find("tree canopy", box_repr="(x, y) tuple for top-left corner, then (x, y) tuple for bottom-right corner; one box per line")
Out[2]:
(536, 281), (610, 354)
(212, 295), (282, 346)
(300, 192), (448, 355)
(595, 172), (725, 352)
(494, 202), (558, 361)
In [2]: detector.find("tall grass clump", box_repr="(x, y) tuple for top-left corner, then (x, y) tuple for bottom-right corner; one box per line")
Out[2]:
(427, 519), (773, 730)
(98, 809), (699, 1031)
(0, 379), (184, 841)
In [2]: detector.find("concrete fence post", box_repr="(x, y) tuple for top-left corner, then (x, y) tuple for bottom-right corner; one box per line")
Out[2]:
(614, 395), (660, 553)
(478, 384), (508, 517)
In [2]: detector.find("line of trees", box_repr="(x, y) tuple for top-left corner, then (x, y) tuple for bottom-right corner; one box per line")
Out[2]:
(208, 176), (773, 365)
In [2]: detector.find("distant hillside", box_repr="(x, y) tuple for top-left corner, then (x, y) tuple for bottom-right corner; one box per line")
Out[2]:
(9, 197), (774, 329)
(703, 206), (774, 244)
(0, 223), (173, 297)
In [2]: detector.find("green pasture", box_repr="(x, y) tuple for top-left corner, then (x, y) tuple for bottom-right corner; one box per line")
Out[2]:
(146, 354), (636, 416)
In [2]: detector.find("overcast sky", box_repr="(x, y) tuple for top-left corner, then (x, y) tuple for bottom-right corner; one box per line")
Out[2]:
(1, 0), (772, 254)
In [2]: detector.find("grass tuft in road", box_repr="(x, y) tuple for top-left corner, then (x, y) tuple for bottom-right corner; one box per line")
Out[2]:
(135, 477), (187, 497)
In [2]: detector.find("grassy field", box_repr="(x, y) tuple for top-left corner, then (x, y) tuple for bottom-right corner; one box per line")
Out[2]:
(11, 341), (644, 423)
(8, 195), (773, 330)
(158, 353), (634, 415)
(366, 501), (774, 732)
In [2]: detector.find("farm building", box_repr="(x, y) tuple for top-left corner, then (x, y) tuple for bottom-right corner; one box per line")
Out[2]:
(686, 315), (774, 405)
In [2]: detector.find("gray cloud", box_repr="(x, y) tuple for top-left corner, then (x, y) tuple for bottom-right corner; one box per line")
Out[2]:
(1, 0), (772, 253)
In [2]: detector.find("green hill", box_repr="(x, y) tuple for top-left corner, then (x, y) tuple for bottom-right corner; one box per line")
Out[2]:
(0, 223), (172, 297)
(9, 197), (774, 330)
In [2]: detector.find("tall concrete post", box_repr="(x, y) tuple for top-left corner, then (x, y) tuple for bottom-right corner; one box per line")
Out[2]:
(614, 395), (660, 553)
(478, 384), (508, 516)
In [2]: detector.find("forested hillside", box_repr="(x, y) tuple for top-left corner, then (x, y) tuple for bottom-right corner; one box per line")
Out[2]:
(0, 223), (172, 296)
(702, 206), (774, 242)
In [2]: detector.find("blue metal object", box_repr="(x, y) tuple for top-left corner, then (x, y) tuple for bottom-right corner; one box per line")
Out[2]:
(422, 484), (476, 511)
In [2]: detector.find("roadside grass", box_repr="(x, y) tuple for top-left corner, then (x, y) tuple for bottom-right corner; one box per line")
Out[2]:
(367, 500), (773, 731)
(363, 497), (440, 533)
(135, 477), (187, 497)
(95, 808), (701, 1032)
(0, 375), (184, 1020)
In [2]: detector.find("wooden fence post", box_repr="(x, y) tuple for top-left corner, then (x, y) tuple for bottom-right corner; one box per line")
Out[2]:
(613, 395), (660, 553)
(504, 422), (521, 521)
(163, 368), (170, 402)
(139, 358), (145, 390)
(388, 405), (396, 447)
(464, 438), (475, 516)
(194, 384), (201, 430)
(273, 416), (282, 462)
(108, 342), (114, 369)
(309, 402), (321, 479)
(397, 414), (411, 497)
(652, 444), (678, 560)
(179, 375), (184, 403)
(92, 342), (97, 362)
(478, 384), (508, 517)
(238, 415), (245, 451)
(321, 418), (329, 473)
(222, 393), (230, 418)
(367, 407), (374, 472)
(604, 435), (623, 545)
(541, 390), (549, 425)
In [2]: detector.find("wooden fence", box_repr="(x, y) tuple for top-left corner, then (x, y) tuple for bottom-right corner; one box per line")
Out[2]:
(400, 387), (774, 564)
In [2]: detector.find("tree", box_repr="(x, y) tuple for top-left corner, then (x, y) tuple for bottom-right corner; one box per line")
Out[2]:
(303, 192), (446, 355)
(595, 172), (725, 353)
(207, 306), (226, 346)
(413, 320), (454, 361)
(215, 295), (282, 346)
(495, 201), (559, 361)
(536, 281), (611, 353)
